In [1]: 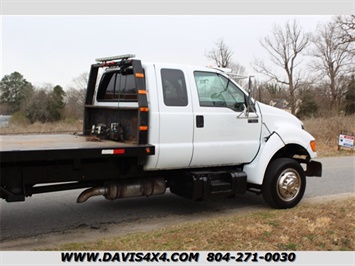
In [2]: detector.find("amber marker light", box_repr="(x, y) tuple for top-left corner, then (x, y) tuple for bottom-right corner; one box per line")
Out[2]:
(310, 141), (317, 152)
(145, 147), (151, 154)
(135, 73), (144, 78)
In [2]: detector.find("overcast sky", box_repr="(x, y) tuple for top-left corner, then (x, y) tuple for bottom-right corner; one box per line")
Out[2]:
(2, 15), (334, 89)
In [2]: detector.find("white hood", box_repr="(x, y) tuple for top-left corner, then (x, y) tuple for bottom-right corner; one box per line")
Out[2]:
(257, 102), (304, 133)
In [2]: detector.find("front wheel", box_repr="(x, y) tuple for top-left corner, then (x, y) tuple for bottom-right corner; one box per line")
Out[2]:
(262, 158), (306, 209)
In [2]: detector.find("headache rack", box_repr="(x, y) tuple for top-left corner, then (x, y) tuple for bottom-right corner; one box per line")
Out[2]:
(84, 54), (149, 145)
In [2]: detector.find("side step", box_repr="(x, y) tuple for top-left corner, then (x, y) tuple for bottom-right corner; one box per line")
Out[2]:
(169, 170), (247, 201)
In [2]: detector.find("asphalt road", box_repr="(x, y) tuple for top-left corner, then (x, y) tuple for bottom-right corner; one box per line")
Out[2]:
(0, 156), (354, 243)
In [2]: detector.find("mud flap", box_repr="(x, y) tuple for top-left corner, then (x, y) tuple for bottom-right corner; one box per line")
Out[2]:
(305, 160), (322, 177)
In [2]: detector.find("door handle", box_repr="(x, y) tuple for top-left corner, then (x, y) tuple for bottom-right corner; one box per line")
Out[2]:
(248, 118), (259, 123)
(196, 115), (204, 128)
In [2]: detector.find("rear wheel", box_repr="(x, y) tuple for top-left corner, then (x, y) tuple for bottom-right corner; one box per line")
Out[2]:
(262, 158), (306, 209)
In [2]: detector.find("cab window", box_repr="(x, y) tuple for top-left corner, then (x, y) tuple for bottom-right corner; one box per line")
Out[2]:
(161, 69), (188, 106)
(97, 69), (137, 101)
(194, 71), (246, 112)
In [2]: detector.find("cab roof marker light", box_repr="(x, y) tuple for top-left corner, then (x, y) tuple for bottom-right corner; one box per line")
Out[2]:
(96, 54), (136, 62)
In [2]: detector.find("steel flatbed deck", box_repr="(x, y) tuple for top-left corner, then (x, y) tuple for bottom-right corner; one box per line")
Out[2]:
(0, 134), (154, 163)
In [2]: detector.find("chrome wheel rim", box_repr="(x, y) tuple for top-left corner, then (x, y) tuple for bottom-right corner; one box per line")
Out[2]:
(276, 168), (301, 202)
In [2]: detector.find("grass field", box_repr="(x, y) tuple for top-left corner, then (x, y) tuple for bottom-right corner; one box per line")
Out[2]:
(0, 120), (83, 135)
(303, 115), (355, 157)
(48, 195), (354, 251)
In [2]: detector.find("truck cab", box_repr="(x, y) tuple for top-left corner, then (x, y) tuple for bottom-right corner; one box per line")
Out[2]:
(141, 63), (261, 170)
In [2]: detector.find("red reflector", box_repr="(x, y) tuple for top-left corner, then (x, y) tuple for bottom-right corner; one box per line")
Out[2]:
(103, 61), (116, 67)
(113, 149), (125, 155)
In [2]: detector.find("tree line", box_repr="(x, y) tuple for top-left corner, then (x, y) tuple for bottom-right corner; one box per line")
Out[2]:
(0, 15), (354, 124)
(0, 72), (87, 123)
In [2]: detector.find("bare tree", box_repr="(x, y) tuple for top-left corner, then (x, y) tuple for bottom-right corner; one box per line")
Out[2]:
(70, 72), (89, 91)
(65, 72), (88, 119)
(309, 20), (354, 113)
(206, 39), (234, 68)
(335, 15), (355, 45)
(206, 39), (246, 85)
(252, 20), (311, 114)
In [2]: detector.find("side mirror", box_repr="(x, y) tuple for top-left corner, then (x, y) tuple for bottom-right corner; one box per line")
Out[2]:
(247, 76), (258, 116)
(247, 76), (255, 108)
(248, 76), (254, 95)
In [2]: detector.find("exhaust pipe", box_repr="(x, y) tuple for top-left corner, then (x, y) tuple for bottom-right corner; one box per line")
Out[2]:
(77, 178), (166, 203)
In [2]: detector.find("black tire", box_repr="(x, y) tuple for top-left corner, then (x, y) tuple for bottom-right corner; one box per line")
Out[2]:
(262, 158), (306, 209)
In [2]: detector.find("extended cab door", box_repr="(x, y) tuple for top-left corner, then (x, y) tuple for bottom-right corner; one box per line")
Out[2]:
(189, 70), (262, 167)
(153, 64), (194, 169)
